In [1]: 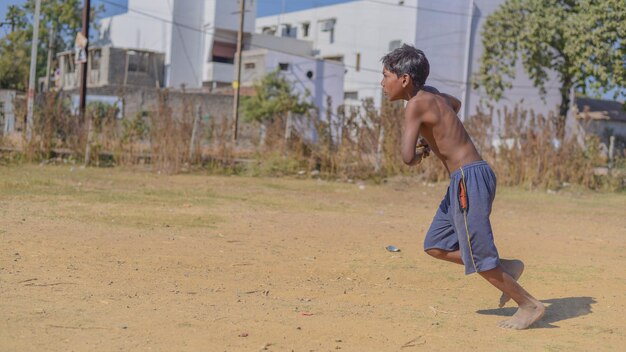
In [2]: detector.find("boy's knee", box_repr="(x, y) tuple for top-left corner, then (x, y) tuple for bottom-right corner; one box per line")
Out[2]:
(425, 248), (445, 259)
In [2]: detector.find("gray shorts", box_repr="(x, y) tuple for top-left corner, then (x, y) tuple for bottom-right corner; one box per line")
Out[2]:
(424, 160), (500, 275)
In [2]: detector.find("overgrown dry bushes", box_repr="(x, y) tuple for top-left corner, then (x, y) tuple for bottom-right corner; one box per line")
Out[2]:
(148, 90), (193, 173)
(23, 92), (86, 161)
(465, 106), (605, 189)
(303, 97), (447, 181)
(257, 99), (619, 190)
(3, 91), (621, 190)
(4, 90), (232, 173)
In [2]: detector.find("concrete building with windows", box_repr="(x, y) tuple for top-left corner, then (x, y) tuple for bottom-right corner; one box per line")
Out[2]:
(97, 0), (345, 123)
(56, 46), (165, 90)
(572, 96), (626, 149)
(240, 48), (345, 123)
(256, 0), (563, 120)
(99, 0), (257, 89)
(256, 0), (419, 110)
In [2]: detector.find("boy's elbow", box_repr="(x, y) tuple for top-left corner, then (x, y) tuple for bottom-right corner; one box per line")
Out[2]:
(402, 154), (415, 165)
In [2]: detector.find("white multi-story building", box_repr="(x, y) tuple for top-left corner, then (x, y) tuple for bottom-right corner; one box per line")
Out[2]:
(100, 0), (257, 89)
(256, 0), (562, 120)
(256, 0), (419, 110)
(98, 0), (345, 122)
(241, 48), (345, 123)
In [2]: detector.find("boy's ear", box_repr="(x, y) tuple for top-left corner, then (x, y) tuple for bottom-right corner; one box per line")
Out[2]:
(401, 74), (410, 87)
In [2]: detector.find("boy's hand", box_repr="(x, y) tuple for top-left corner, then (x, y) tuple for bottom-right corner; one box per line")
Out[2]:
(415, 145), (431, 163)
(413, 138), (430, 165)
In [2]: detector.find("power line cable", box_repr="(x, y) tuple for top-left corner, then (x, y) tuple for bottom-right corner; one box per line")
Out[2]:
(360, 0), (481, 18)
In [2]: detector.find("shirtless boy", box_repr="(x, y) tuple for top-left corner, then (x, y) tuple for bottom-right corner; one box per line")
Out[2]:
(381, 44), (544, 329)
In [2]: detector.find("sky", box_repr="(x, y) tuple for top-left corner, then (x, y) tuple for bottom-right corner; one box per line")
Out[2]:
(257, 0), (353, 17)
(0, 0), (355, 41)
(0, 0), (354, 25)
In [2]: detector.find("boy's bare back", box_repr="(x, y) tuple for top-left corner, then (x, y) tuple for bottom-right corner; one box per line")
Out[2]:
(402, 86), (482, 173)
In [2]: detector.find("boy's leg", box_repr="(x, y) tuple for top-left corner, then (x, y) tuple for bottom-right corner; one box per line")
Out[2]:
(425, 248), (463, 265)
(479, 266), (545, 329)
(426, 249), (543, 329)
(427, 248), (526, 308)
(498, 259), (524, 307)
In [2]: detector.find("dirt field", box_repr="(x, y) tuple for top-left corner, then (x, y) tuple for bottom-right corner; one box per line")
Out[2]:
(1, 164), (625, 351)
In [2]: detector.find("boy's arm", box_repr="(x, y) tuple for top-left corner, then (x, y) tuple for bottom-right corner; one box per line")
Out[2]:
(402, 100), (429, 166)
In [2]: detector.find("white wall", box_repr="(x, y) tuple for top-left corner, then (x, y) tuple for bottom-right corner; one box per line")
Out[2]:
(99, 0), (258, 89)
(416, 0), (563, 124)
(214, 0), (256, 33)
(257, 0), (563, 121)
(169, 0), (206, 88)
(241, 49), (345, 124)
(256, 0), (419, 108)
(1, 90), (16, 135)
(99, 0), (173, 64)
(250, 33), (313, 57)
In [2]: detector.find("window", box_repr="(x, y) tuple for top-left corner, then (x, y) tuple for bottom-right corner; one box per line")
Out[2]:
(281, 24), (297, 38)
(244, 62), (255, 69)
(278, 62), (289, 71)
(128, 52), (149, 73)
(262, 26), (276, 35)
(344, 91), (358, 100)
(389, 40), (402, 51)
(302, 22), (310, 37)
(212, 41), (236, 64)
(68, 53), (76, 73)
(320, 19), (336, 44)
(323, 55), (343, 63)
(320, 19), (335, 32)
(91, 49), (101, 70)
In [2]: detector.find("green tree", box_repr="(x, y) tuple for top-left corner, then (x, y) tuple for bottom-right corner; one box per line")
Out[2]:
(475, 0), (626, 136)
(241, 70), (313, 123)
(0, 0), (101, 90)
(241, 70), (314, 144)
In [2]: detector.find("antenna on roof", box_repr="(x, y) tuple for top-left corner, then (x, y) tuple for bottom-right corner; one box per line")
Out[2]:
(277, 0), (286, 35)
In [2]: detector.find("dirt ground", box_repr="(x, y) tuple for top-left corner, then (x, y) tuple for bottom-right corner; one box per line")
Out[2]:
(1, 164), (625, 351)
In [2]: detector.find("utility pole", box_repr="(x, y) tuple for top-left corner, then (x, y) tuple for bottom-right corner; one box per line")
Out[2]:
(232, 0), (245, 142)
(26, 0), (42, 143)
(79, 0), (91, 120)
(44, 25), (55, 92)
(81, 0), (92, 166)
(461, 0), (475, 121)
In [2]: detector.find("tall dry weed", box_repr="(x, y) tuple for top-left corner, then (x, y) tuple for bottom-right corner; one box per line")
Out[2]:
(148, 90), (195, 173)
(8, 89), (620, 191)
(466, 106), (601, 189)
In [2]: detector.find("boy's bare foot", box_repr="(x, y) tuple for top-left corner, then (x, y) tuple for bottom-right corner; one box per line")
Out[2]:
(498, 298), (545, 330)
(499, 259), (524, 307)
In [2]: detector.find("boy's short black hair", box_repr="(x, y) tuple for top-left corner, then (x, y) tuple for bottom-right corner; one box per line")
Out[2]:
(381, 44), (429, 88)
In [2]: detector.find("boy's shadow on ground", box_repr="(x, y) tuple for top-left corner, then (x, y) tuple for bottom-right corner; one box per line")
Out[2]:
(476, 297), (596, 328)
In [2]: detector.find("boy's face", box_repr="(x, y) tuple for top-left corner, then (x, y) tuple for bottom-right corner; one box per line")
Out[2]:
(381, 67), (408, 101)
